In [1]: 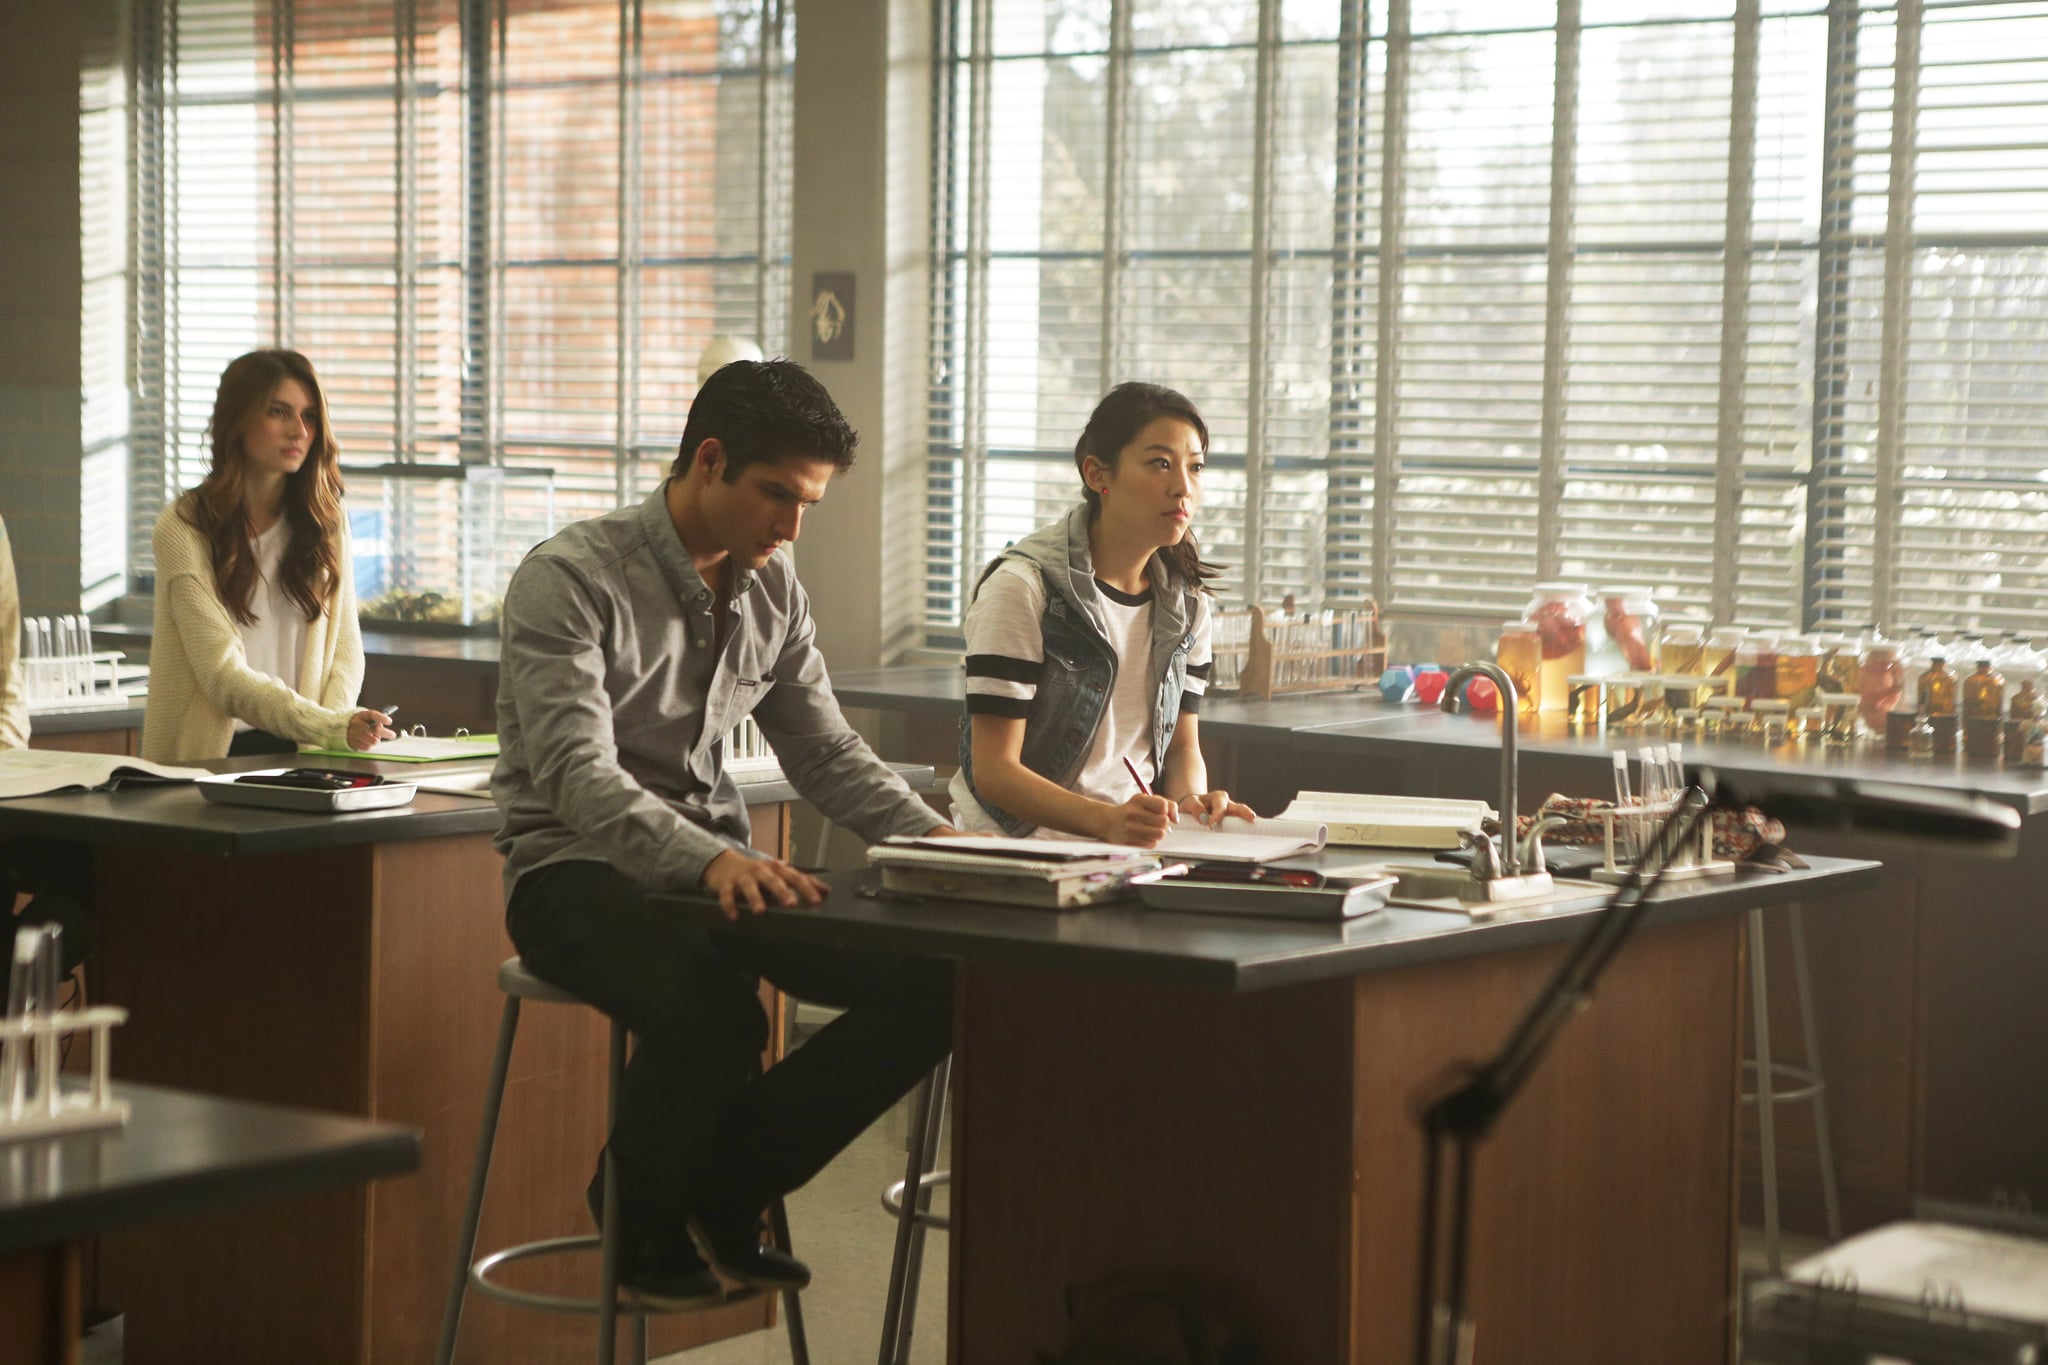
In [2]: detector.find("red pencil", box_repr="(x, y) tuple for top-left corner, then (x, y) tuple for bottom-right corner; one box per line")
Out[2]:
(1121, 754), (1150, 796)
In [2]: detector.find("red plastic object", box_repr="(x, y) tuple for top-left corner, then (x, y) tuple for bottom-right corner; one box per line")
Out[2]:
(1460, 676), (1500, 713)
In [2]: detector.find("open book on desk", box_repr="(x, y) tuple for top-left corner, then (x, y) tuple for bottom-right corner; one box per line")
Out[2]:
(1274, 791), (1492, 850)
(0, 748), (210, 800)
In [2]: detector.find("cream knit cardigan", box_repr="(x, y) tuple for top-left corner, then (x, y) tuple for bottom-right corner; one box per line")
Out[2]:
(0, 513), (28, 749)
(141, 499), (365, 762)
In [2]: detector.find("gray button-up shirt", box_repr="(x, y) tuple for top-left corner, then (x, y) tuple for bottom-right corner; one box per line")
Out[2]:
(493, 484), (938, 896)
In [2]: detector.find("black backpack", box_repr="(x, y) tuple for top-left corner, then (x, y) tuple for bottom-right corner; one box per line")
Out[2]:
(1037, 1278), (1258, 1365)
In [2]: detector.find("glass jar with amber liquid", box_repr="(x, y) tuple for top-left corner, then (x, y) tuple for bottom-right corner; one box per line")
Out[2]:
(1495, 620), (1543, 715)
(1660, 621), (1706, 676)
(1523, 583), (1593, 714)
(2004, 681), (2040, 764)
(1817, 632), (1860, 696)
(1775, 635), (1821, 709)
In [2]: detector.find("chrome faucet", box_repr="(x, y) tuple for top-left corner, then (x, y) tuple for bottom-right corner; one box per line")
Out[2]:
(1440, 661), (1524, 878)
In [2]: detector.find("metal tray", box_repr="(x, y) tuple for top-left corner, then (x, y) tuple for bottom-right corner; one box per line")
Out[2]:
(197, 769), (418, 814)
(1134, 872), (1396, 922)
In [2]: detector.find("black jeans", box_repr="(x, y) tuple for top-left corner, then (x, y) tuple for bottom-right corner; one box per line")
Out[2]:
(506, 859), (952, 1239)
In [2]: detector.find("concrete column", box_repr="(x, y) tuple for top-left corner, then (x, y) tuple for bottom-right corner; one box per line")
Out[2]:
(0, 4), (87, 614)
(789, 0), (931, 671)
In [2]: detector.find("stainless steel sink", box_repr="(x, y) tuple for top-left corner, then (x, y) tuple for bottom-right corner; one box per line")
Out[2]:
(1382, 864), (1613, 917)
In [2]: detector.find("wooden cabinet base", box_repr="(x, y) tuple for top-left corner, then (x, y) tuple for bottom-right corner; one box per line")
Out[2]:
(0, 1244), (80, 1365)
(91, 834), (775, 1364)
(950, 915), (1743, 1364)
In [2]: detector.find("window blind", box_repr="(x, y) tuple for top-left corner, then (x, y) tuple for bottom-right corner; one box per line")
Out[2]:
(128, 0), (792, 623)
(928, 0), (2048, 638)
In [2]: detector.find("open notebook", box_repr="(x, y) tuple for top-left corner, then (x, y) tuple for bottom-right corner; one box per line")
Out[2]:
(1274, 792), (1492, 849)
(0, 749), (209, 800)
(1153, 815), (1327, 864)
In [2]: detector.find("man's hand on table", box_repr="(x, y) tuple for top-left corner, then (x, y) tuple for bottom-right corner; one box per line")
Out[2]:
(701, 849), (827, 920)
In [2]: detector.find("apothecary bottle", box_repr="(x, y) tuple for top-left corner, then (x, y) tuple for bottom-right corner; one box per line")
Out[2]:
(1919, 656), (1958, 718)
(1593, 587), (1658, 674)
(1857, 640), (1905, 735)
(1522, 583), (1593, 714)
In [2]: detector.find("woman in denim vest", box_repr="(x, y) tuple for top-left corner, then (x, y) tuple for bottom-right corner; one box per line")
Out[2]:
(947, 382), (1254, 846)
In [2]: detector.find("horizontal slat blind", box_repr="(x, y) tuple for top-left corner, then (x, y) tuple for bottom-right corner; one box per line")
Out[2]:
(929, 0), (2048, 640)
(1890, 2), (2048, 632)
(132, 0), (790, 621)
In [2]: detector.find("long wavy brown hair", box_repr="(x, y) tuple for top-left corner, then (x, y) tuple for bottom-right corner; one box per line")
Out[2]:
(178, 349), (346, 627)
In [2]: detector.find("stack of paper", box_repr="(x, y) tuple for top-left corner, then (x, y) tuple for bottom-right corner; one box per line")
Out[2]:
(868, 835), (1162, 910)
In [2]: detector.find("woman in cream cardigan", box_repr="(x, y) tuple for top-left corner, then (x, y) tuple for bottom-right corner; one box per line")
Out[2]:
(143, 349), (394, 763)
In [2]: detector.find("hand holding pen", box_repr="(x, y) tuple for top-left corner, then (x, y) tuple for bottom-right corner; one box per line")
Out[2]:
(346, 703), (399, 752)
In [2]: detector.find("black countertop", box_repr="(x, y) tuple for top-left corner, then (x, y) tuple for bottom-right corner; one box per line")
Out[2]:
(94, 622), (503, 671)
(0, 753), (933, 856)
(0, 1082), (418, 1253)
(1300, 710), (2048, 817)
(658, 852), (1879, 992)
(828, 665), (2048, 817)
(830, 664), (1404, 740)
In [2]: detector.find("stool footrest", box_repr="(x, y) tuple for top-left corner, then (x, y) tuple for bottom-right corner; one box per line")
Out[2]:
(1742, 1058), (1827, 1107)
(471, 1233), (761, 1317)
(881, 1169), (952, 1229)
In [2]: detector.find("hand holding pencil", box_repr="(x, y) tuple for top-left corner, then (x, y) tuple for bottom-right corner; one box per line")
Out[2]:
(1102, 755), (1178, 847)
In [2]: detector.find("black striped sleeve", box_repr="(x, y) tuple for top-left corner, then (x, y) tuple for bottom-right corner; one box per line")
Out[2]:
(965, 653), (1043, 683)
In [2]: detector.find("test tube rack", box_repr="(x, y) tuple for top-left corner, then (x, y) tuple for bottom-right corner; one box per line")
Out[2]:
(1591, 800), (1734, 884)
(1221, 602), (1385, 700)
(0, 1004), (131, 1144)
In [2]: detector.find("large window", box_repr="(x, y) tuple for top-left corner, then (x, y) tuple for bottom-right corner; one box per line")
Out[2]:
(927, 0), (2048, 636)
(127, 0), (791, 624)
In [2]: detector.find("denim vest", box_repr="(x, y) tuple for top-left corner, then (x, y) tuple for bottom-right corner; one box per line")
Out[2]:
(957, 504), (1198, 836)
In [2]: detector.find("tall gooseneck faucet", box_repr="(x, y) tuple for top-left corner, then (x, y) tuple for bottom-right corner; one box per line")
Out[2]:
(1439, 661), (1522, 878)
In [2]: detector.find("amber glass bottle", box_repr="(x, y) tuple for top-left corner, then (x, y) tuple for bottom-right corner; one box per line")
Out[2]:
(1918, 657), (1958, 717)
(1963, 659), (2005, 720)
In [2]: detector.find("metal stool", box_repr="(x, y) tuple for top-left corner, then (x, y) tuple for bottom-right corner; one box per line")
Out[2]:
(1745, 905), (1843, 1273)
(877, 1055), (951, 1365)
(435, 957), (810, 1365)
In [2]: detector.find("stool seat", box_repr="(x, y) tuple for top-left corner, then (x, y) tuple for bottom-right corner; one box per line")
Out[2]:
(497, 956), (585, 1004)
(438, 956), (810, 1365)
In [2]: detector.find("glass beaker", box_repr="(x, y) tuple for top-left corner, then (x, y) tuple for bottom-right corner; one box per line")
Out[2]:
(1495, 622), (1542, 714)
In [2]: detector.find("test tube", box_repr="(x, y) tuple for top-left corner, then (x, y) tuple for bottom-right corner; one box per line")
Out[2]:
(2, 927), (37, 1121)
(37, 925), (63, 1116)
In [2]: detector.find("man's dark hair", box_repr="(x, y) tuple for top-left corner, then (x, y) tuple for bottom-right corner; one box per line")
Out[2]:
(672, 358), (859, 482)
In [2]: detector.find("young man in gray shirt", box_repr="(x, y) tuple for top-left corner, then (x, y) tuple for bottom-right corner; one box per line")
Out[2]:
(494, 359), (959, 1307)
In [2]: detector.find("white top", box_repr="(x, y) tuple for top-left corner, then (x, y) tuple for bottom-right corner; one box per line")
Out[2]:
(234, 519), (312, 732)
(948, 558), (1211, 837)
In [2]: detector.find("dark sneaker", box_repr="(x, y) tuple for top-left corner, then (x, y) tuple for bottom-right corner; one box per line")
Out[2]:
(585, 1168), (722, 1309)
(686, 1211), (811, 1292)
(617, 1262), (725, 1312)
